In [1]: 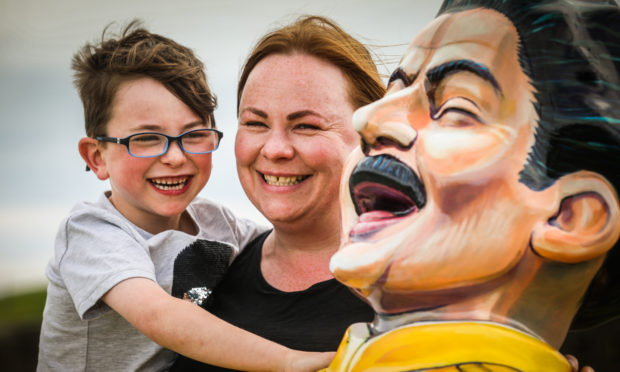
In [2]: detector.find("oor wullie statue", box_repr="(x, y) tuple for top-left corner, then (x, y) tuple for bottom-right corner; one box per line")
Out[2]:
(328, 0), (620, 370)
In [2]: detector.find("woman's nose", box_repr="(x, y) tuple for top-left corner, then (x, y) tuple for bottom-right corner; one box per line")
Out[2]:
(353, 87), (425, 153)
(260, 129), (295, 160)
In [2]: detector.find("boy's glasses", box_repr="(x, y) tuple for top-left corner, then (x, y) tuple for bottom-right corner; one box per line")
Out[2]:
(95, 128), (223, 158)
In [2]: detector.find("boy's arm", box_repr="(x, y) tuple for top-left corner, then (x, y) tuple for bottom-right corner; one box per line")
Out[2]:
(102, 277), (334, 372)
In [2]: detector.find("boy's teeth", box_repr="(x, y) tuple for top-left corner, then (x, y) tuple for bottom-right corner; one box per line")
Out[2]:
(151, 177), (188, 190)
(263, 175), (305, 186)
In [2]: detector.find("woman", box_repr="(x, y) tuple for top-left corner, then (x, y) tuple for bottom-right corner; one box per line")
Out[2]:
(172, 15), (385, 370)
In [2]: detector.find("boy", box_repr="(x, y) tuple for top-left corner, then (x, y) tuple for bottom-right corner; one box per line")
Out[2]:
(37, 21), (332, 371)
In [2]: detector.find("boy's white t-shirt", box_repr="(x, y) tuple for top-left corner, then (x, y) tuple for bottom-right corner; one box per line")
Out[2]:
(37, 192), (267, 372)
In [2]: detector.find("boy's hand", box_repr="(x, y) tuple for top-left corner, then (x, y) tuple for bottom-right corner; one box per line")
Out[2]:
(283, 350), (335, 372)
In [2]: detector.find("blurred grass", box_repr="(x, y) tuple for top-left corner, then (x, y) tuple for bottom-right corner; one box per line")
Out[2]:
(0, 287), (46, 331)
(0, 287), (46, 371)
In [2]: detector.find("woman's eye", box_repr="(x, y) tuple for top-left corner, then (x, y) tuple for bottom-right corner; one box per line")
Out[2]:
(243, 121), (267, 128)
(295, 123), (321, 130)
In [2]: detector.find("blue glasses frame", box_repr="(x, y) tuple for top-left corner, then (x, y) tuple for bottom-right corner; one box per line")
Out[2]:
(95, 128), (223, 158)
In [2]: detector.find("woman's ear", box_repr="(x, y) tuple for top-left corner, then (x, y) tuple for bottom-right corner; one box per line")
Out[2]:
(78, 137), (109, 180)
(532, 171), (620, 263)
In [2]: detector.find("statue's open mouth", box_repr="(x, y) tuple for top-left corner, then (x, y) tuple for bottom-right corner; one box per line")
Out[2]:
(348, 154), (426, 238)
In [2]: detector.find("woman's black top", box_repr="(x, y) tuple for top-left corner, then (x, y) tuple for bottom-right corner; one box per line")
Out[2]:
(171, 230), (375, 371)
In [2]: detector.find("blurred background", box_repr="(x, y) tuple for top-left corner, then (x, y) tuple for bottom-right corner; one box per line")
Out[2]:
(0, 0), (439, 301)
(1, 0), (618, 370)
(0, 0), (438, 369)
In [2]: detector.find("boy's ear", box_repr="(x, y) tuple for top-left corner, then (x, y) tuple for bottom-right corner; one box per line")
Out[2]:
(78, 137), (109, 180)
(531, 171), (620, 264)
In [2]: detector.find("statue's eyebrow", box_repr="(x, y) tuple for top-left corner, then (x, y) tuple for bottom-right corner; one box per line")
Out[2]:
(388, 68), (416, 87)
(426, 59), (503, 96)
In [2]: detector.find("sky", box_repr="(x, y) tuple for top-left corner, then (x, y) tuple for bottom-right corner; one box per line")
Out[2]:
(0, 0), (442, 296)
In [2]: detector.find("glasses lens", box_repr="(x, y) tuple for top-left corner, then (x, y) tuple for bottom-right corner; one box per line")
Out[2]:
(128, 133), (167, 157)
(181, 129), (219, 153)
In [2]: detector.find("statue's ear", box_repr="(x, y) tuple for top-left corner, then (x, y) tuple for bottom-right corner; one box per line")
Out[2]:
(531, 171), (620, 263)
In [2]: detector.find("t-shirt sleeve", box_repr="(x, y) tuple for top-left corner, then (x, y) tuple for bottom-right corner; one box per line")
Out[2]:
(57, 211), (156, 320)
(220, 207), (270, 253)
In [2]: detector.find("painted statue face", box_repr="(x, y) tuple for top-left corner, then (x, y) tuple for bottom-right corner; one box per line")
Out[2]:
(331, 9), (560, 312)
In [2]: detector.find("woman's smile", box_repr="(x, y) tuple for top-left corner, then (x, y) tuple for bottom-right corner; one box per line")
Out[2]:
(260, 173), (310, 186)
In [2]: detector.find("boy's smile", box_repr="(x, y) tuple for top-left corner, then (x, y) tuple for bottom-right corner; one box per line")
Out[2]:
(92, 77), (213, 233)
(149, 176), (191, 193)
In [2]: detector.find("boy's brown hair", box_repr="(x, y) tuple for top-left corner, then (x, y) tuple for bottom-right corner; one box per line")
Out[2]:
(72, 20), (217, 137)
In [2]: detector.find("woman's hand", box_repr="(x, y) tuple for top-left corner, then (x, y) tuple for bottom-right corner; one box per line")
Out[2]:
(566, 354), (595, 372)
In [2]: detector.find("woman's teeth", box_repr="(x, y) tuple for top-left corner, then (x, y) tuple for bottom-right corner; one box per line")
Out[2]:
(150, 177), (188, 190)
(263, 175), (305, 186)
